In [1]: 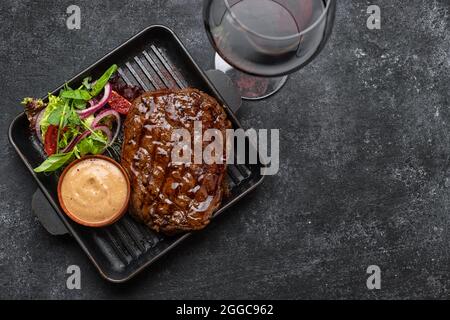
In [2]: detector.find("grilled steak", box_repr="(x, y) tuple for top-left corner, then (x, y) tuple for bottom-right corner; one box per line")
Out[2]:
(121, 88), (232, 234)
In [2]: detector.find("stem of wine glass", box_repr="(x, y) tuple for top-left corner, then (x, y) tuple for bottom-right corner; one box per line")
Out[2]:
(214, 53), (288, 101)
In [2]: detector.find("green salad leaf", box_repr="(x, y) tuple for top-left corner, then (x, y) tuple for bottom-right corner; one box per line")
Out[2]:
(75, 136), (106, 156)
(47, 102), (69, 126)
(90, 64), (118, 97)
(82, 77), (93, 90)
(60, 88), (91, 101)
(58, 126), (80, 149)
(33, 151), (74, 173)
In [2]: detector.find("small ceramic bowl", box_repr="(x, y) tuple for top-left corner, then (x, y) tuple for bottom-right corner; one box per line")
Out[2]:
(57, 155), (130, 227)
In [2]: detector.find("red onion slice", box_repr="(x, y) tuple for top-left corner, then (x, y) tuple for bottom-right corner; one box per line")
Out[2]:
(77, 83), (112, 119)
(92, 109), (121, 147)
(34, 109), (45, 143)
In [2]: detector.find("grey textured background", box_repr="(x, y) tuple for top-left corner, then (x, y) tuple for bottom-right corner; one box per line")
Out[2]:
(1, 0), (449, 299)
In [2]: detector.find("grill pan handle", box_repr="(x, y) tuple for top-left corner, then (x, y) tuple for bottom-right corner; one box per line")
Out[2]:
(32, 188), (69, 236)
(31, 70), (239, 236)
(205, 69), (241, 113)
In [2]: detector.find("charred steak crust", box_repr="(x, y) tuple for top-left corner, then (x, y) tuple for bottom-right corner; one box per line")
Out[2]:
(121, 88), (232, 234)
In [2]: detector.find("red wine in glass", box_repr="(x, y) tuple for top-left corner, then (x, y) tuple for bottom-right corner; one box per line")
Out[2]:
(204, 0), (336, 100)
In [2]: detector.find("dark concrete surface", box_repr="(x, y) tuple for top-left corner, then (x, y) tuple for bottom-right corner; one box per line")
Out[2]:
(1, 0), (449, 299)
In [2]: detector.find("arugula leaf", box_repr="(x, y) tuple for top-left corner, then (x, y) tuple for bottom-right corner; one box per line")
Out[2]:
(34, 151), (74, 173)
(60, 89), (91, 101)
(90, 64), (118, 97)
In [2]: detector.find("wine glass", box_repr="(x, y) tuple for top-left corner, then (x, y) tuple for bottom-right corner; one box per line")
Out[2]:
(203, 0), (336, 100)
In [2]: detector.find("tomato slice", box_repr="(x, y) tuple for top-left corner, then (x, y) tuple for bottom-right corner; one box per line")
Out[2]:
(108, 90), (132, 115)
(44, 125), (58, 156)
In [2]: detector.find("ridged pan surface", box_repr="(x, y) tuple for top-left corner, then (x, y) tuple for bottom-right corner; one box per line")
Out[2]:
(8, 25), (265, 282)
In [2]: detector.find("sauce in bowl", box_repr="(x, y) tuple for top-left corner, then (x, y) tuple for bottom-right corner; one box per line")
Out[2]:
(58, 156), (130, 227)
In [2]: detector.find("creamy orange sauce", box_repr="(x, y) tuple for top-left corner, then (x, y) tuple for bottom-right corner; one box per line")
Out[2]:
(60, 158), (128, 224)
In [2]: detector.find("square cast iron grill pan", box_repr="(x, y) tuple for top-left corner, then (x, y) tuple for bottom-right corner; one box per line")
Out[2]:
(8, 25), (265, 283)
